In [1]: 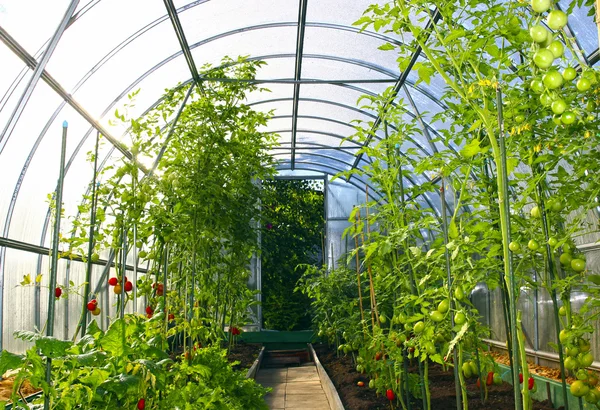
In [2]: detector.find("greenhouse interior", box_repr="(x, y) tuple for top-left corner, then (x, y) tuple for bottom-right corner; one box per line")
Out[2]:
(0, 0), (599, 409)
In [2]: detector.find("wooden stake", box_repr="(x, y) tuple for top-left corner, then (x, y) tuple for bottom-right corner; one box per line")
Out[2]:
(364, 186), (380, 327)
(354, 209), (366, 333)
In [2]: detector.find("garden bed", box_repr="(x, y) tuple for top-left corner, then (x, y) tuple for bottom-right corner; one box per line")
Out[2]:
(0, 375), (39, 404)
(314, 344), (563, 410)
(227, 342), (262, 371)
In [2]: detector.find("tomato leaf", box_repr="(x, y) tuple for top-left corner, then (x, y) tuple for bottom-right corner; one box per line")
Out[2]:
(0, 350), (24, 376)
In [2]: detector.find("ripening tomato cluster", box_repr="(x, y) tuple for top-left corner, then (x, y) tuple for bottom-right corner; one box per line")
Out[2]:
(230, 327), (241, 336)
(529, 0), (597, 125)
(86, 299), (101, 316)
(108, 276), (133, 294)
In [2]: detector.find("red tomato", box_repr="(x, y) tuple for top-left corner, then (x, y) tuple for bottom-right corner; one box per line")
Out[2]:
(87, 301), (97, 311)
(137, 398), (145, 410)
(357, 381), (364, 387)
(145, 306), (153, 315)
(519, 373), (524, 384)
(528, 377), (535, 390)
(55, 287), (62, 298)
(486, 371), (494, 386)
(124, 281), (133, 292)
(108, 277), (118, 286)
(386, 389), (395, 401)
(168, 313), (175, 321)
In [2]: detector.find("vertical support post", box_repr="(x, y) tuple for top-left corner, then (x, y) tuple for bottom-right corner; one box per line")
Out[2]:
(440, 179), (463, 410)
(44, 121), (68, 409)
(119, 226), (127, 319)
(496, 84), (522, 410)
(323, 176), (329, 270)
(0, 0), (79, 154)
(80, 131), (100, 337)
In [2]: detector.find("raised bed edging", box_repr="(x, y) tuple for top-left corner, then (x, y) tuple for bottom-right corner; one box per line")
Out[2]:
(308, 343), (345, 410)
(246, 346), (266, 379)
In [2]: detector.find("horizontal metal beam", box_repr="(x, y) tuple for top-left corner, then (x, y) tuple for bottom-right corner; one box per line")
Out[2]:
(0, 25), (146, 172)
(187, 77), (396, 84)
(0, 236), (148, 273)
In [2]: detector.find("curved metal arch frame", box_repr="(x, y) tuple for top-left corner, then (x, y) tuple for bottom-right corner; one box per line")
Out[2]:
(0, 40), (448, 233)
(1, 52), (449, 253)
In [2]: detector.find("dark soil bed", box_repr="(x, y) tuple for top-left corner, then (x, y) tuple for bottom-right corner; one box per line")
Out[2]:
(227, 342), (262, 371)
(314, 344), (562, 410)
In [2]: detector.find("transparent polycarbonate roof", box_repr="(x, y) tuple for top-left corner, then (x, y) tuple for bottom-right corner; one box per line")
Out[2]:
(0, 0), (598, 249)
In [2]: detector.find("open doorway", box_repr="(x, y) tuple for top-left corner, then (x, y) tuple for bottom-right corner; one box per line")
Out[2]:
(261, 179), (325, 330)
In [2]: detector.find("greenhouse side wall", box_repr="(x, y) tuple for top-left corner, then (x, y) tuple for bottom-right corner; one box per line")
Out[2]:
(472, 209), (600, 368)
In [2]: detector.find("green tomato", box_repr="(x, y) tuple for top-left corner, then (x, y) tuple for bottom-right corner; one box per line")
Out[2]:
(559, 329), (571, 344)
(533, 49), (555, 69)
(577, 78), (592, 92)
(551, 199), (564, 212)
(493, 373), (503, 385)
(580, 352), (594, 367)
(579, 339), (591, 353)
(413, 321), (425, 334)
(424, 341), (436, 355)
(515, 114), (525, 124)
(559, 306), (567, 316)
(548, 41), (565, 58)
(567, 346), (580, 357)
(540, 93), (553, 107)
(462, 362), (473, 378)
(552, 115), (563, 125)
(571, 380), (588, 397)
(454, 286), (465, 301)
(528, 239), (540, 251)
(379, 314), (387, 324)
(509, 241), (521, 252)
(571, 258), (586, 272)
(585, 390), (599, 404)
(543, 70), (564, 90)
(531, 205), (541, 218)
(469, 361), (478, 376)
(438, 299), (450, 314)
(398, 313), (407, 324)
(582, 70), (597, 84)
(563, 67), (577, 81)
(577, 369), (589, 380)
(561, 111), (576, 125)
(547, 10), (568, 30)
(531, 0), (551, 13)
(559, 253), (572, 266)
(369, 379), (376, 389)
(548, 237), (558, 247)
(564, 356), (579, 371)
(430, 310), (444, 323)
(530, 79), (545, 93)
(454, 312), (467, 325)
(551, 99), (567, 115)
(530, 25), (549, 43)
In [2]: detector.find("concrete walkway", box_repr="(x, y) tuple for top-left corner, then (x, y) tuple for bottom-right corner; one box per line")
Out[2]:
(256, 364), (331, 410)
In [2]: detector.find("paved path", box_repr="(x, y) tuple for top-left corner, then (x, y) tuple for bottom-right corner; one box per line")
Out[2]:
(256, 364), (331, 410)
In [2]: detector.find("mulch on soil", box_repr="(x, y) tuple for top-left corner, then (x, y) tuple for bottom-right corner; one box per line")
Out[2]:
(227, 342), (262, 371)
(314, 344), (562, 410)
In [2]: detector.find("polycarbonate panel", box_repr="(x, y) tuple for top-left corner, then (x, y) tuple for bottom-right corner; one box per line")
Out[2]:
(300, 83), (375, 116)
(7, 107), (95, 245)
(179, 0), (297, 48)
(0, 41), (31, 111)
(301, 57), (392, 95)
(0, 0), (70, 51)
(295, 116), (357, 139)
(297, 99), (372, 128)
(188, 26), (297, 69)
(248, 99), (292, 118)
(2, 249), (41, 353)
(246, 84), (294, 106)
(46, 0), (171, 92)
(328, 178), (367, 220)
(303, 26), (400, 76)
(70, 22), (185, 124)
(295, 151), (352, 170)
(0, 81), (63, 235)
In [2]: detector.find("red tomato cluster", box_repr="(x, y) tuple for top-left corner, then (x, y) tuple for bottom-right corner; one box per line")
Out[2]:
(108, 277), (133, 293)
(145, 306), (153, 319)
(231, 327), (241, 336)
(152, 282), (164, 296)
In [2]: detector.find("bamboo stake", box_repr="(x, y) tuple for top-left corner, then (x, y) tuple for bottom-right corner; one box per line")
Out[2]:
(364, 187), (380, 326)
(354, 209), (366, 333)
(596, 0), (600, 49)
